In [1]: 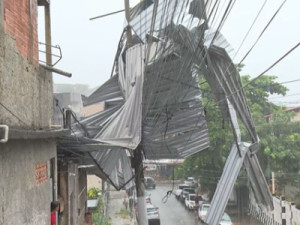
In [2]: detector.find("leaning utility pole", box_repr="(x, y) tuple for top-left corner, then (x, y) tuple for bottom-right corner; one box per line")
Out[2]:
(134, 145), (147, 225)
(123, 1), (147, 224)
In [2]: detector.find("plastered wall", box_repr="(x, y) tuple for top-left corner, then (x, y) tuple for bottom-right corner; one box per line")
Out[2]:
(0, 139), (56, 225)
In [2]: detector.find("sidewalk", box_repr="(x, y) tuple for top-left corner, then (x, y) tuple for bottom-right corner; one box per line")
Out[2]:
(106, 190), (137, 225)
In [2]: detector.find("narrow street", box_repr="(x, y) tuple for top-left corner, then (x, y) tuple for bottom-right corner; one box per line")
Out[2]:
(147, 183), (264, 225)
(148, 183), (200, 225)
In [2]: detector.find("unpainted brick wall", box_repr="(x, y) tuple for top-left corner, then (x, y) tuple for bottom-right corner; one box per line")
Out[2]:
(3, 0), (38, 65)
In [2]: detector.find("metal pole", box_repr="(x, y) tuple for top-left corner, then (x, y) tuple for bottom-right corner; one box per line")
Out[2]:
(124, 0), (132, 46)
(134, 146), (148, 225)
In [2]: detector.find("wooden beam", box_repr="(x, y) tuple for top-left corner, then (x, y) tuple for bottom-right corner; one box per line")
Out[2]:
(44, 4), (52, 65)
(0, 0), (4, 35)
(124, 0), (132, 46)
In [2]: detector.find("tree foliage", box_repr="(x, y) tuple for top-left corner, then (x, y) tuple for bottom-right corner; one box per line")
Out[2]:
(175, 74), (300, 196)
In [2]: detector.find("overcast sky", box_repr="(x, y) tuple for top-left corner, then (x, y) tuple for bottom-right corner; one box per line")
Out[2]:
(39, 0), (300, 105)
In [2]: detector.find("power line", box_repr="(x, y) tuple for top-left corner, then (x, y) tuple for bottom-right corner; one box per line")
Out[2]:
(239, 0), (287, 64)
(242, 41), (300, 90)
(231, 0), (268, 61)
(0, 102), (29, 126)
(89, 9), (125, 21)
(269, 92), (300, 100)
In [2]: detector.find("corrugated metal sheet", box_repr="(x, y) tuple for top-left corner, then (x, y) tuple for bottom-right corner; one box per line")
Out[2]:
(83, 74), (124, 107)
(205, 46), (259, 143)
(244, 152), (274, 210)
(205, 142), (249, 225)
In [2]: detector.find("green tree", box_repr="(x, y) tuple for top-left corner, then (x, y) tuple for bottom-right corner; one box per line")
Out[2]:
(175, 74), (300, 196)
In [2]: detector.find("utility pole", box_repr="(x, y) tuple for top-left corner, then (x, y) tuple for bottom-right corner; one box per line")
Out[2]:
(271, 172), (275, 194)
(134, 145), (148, 225)
(124, 1), (146, 224)
(124, 0), (132, 46)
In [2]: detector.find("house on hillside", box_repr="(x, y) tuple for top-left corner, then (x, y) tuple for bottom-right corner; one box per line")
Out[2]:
(265, 106), (300, 122)
(285, 106), (300, 122)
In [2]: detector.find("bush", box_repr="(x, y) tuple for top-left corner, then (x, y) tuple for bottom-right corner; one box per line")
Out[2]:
(88, 187), (101, 199)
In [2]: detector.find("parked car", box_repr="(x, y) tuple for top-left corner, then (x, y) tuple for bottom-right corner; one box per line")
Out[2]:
(219, 213), (232, 225)
(146, 204), (160, 225)
(144, 177), (156, 189)
(198, 203), (210, 222)
(180, 188), (195, 203)
(184, 177), (197, 187)
(185, 194), (196, 210)
(175, 184), (190, 199)
(185, 194), (204, 210)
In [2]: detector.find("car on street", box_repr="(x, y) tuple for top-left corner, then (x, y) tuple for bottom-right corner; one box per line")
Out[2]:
(146, 204), (160, 225)
(198, 203), (210, 222)
(144, 176), (156, 189)
(184, 177), (197, 187)
(180, 187), (195, 203)
(185, 194), (196, 210)
(175, 184), (190, 198)
(185, 194), (204, 210)
(219, 212), (232, 225)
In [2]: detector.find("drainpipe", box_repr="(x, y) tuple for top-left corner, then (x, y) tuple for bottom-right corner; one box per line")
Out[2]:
(0, 125), (9, 143)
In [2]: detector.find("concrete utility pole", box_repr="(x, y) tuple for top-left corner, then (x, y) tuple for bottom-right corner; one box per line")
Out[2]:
(124, 0), (133, 46)
(124, 1), (146, 224)
(272, 172), (275, 194)
(134, 146), (148, 225)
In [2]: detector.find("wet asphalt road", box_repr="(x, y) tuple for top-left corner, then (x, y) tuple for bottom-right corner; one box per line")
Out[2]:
(146, 183), (263, 225)
(146, 183), (200, 225)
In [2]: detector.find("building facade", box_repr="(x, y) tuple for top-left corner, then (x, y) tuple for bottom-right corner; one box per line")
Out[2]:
(0, 0), (58, 224)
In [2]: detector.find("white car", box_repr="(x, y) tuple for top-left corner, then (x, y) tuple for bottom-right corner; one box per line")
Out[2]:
(181, 188), (195, 203)
(198, 203), (210, 222)
(184, 177), (197, 186)
(185, 194), (196, 210)
(219, 213), (232, 225)
(146, 204), (160, 225)
(174, 184), (190, 198)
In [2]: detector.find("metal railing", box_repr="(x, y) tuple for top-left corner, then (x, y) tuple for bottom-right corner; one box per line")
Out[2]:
(38, 42), (62, 66)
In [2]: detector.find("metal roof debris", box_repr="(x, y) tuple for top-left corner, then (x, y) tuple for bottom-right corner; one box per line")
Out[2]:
(56, 1), (274, 215)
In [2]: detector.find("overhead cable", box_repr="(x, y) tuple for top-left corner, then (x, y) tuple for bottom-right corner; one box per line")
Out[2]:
(0, 102), (29, 126)
(239, 0), (288, 64)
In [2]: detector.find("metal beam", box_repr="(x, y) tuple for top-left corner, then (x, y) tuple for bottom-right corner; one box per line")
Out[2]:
(40, 64), (72, 77)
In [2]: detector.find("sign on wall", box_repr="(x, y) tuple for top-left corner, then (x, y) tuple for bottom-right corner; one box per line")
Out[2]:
(35, 162), (48, 185)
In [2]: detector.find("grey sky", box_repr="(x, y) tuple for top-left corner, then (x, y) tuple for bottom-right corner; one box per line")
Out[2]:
(40, 0), (300, 105)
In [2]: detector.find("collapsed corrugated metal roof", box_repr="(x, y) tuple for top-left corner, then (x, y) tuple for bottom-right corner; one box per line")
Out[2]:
(57, 0), (274, 212)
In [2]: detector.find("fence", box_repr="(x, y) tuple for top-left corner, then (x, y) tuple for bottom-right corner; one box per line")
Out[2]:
(249, 192), (300, 225)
